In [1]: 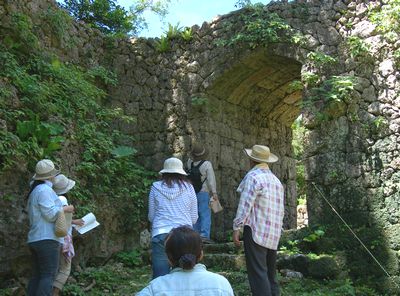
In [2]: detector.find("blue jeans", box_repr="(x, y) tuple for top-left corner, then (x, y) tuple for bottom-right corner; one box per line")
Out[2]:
(151, 233), (170, 279)
(194, 191), (211, 239)
(27, 239), (61, 296)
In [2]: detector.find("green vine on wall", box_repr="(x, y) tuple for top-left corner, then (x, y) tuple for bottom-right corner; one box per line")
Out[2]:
(0, 13), (155, 225)
(369, 0), (400, 64)
(216, 4), (304, 48)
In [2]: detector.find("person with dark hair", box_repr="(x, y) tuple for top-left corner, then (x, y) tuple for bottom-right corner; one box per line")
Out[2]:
(233, 145), (285, 296)
(27, 160), (75, 296)
(136, 226), (234, 296)
(148, 158), (198, 279)
(186, 143), (219, 244)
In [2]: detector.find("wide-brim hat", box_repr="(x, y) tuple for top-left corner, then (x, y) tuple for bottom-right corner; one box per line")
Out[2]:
(53, 174), (76, 195)
(32, 159), (60, 180)
(159, 157), (187, 175)
(190, 143), (208, 160)
(244, 145), (278, 163)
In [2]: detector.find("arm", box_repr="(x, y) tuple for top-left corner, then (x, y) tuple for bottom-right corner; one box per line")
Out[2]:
(148, 185), (156, 223)
(37, 189), (62, 222)
(233, 176), (257, 231)
(189, 184), (199, 225)
(206, 161), (217, 195)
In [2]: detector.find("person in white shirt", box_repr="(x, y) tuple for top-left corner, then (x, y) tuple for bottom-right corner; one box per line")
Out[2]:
(186, 143), (219, 243)
(148, 157), (198, 279)
(136, 226), (234, 296)
(52, 174), (84, 296)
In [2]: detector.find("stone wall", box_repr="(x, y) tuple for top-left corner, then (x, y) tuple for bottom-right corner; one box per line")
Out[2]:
(1, 0), (400, 291)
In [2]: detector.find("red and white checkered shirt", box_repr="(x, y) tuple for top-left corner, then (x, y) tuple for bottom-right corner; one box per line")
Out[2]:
(233, 163), (284, 250)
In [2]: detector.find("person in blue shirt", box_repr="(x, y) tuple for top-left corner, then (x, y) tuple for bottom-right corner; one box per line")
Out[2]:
(26, 159), (74, 296)
(136, 226), (234, 296)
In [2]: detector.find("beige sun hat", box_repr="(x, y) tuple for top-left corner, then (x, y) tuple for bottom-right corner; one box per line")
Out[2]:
(244, 145), (278, 163)
(53, 174), (76, 195)
(159, 157), (187, 175)
(32, 159), (60, 180)
(190, 143), (207, 161)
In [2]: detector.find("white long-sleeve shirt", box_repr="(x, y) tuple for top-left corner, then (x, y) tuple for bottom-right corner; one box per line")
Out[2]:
(186, 160), (217, 194)
(148, 181), (198, 237)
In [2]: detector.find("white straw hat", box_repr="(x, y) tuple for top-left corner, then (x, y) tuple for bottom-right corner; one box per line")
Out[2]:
(53, 174), (76, 195)
(244, 145), (278, 163)
(32, 159), (60, 180)
(159, 157), (187, 175)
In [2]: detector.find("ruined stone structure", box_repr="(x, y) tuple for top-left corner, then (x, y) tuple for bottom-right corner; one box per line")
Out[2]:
(1, 0), (400, 291)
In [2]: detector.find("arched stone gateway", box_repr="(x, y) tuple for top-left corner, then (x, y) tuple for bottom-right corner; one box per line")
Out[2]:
(1, 0), (400, 291)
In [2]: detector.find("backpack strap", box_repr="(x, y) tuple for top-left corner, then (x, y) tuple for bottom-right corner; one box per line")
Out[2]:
(195, 160), (206, 169)
(196, 160), (207, 186)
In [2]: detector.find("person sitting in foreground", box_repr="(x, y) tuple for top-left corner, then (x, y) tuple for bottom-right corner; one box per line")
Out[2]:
(136, 226), (234, 296)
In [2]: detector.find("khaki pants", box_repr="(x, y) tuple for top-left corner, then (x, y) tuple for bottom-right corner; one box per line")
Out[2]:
(53, 255), (71, 290)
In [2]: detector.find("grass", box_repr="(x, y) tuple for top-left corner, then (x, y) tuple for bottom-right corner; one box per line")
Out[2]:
(55, 261), (378, 295)
(0, 257), (379, 295)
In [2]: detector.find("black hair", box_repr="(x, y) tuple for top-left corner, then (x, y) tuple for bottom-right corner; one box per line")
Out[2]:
(165, 226), (203, 270)
(26, 180), (45, 201)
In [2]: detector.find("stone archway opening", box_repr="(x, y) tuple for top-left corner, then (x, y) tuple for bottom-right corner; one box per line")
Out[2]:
(292, 114), (308, 229)
(200, 50), (305, 236)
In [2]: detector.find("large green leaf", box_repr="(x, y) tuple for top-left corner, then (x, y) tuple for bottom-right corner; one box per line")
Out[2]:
(111, 146), (137, 158)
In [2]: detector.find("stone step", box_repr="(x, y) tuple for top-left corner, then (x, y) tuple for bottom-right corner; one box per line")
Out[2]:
(203, 241), (244, 255)
(202, 253), (246, 271)
(203, 242), (346, 280)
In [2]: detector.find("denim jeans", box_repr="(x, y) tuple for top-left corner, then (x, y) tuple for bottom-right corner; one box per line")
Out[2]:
(151, 233), (170, 279)
(194, 191), (211, 239)
(27, 239), (61, 296)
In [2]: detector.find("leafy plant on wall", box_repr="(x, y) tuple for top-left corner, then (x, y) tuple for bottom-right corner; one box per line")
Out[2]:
(0, 13), (155, 225)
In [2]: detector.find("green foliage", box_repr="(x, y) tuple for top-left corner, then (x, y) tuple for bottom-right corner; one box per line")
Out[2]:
(292, 116), (306, 203)
(191, 96), (208, 106)
(311, 75), (356, 104)
(16, 116), (65, 158)
(298, 196), (306, 205)
(3, 13), (39, 53)
(116, 249), (143, 267)
(111, 146), (137, 158)
(155, 35), (170, 52)
(369, 0), (400, 40)
(373, 116), (387, 129)
(60, 0), (170, 36)
(291, 116), (306, 159)
(234, 0), (252, 8)
(307, 52), (337, 68)
(345, 36), (372, 59)
(288, 80), (304, 92)
(301, 71), (319, 87)
(42, 7), (72, 40)
(222, 4), (295, 48)
(280, 226), (327, 256)
(0, 13), (155, 226)
(181, 27), (193, 42)
(165, 22), (182, 39)
(282, 278), (377, 296)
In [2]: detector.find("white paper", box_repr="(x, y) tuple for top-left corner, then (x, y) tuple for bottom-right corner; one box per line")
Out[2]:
(74, 212), (100, 234)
